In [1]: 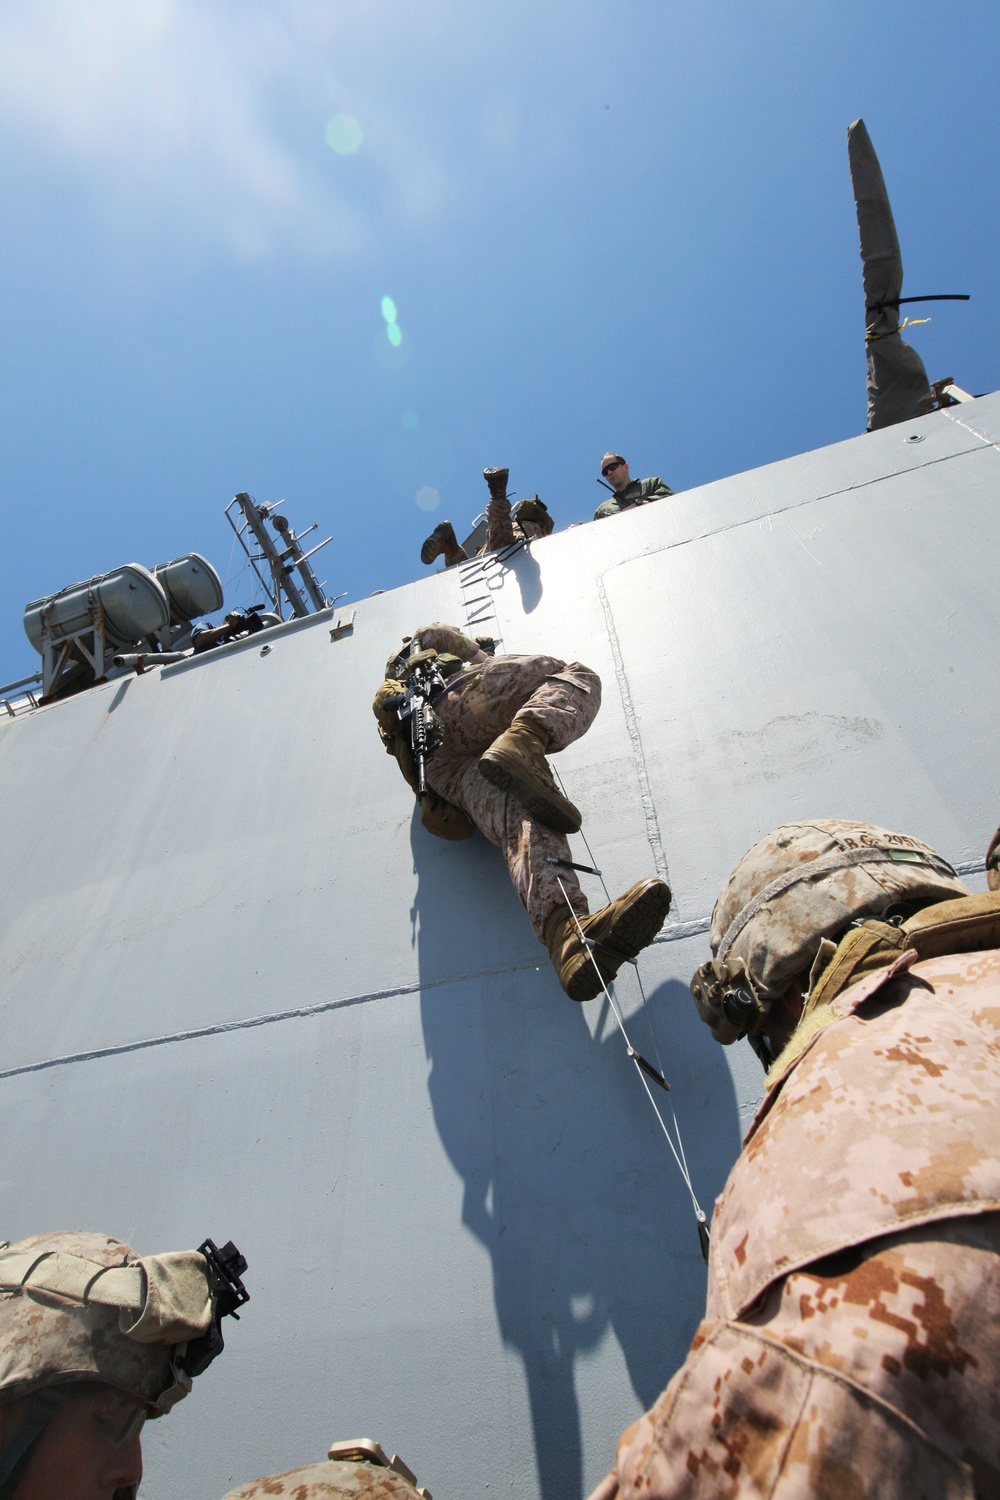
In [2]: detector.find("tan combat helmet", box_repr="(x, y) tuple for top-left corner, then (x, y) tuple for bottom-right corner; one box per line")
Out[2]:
(690, 819), (969, 1052)
(0, 1230), (247, 1495)
(220, 1439), (432, 1499)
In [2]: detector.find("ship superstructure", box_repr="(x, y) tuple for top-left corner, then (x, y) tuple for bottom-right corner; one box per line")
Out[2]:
(0, 393), (996, 1499)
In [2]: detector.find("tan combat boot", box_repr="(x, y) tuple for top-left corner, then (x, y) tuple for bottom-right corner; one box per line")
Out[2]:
(420, 520), (469, 567)
(478, 718), (582, 833)
(483, 466), (509, 500)
(543, 879), (672, 1001)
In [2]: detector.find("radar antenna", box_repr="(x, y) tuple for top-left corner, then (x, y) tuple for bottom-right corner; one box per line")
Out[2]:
(225, 493), (331, 620)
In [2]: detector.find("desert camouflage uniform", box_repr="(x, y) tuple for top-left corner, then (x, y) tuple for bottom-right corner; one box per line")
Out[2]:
(377, 624), (601, 939)
(596, 822), (1000, 1499)
(219, 1458), (426, 1499)
(594, 477), (672, 521)
(483, 492), (550, 551)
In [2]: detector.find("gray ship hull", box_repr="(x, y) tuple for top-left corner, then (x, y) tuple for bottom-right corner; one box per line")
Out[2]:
(1, 394), (997, 1499)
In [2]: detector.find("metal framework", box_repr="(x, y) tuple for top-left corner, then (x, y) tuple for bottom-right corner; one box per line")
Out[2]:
(224, 493), (331, 620)
(37, 593), (108, 702)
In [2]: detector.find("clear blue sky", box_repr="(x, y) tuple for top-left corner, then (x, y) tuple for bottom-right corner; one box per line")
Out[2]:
(1, 0), (996, 683)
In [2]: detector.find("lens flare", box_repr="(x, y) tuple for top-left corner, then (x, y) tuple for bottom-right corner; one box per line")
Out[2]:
(416, 486), (440, 512)
(380, 296), (397, 325)
(401, 411), (419, 430)
(386, 323), (402, 347)
(325, 114), (364, 155)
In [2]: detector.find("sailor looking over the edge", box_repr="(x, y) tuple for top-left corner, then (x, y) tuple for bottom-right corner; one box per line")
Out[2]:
(594, 453), (673, 520)
(589, 819), (1000, 1500)
(373, 624), (671, 1000)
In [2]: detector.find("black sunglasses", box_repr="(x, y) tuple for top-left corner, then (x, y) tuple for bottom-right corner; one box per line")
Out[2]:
(602, 460), (625, 476)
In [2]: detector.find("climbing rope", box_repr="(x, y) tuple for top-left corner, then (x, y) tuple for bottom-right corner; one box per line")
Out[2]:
(453, 575), (711, 1257)
(549, 853), (711, 1261)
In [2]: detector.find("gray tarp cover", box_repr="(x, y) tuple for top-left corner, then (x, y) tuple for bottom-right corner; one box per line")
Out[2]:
(848, 118), (933, 431)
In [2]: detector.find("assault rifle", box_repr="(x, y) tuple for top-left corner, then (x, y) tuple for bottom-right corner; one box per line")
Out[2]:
(384, 649), (446, 797)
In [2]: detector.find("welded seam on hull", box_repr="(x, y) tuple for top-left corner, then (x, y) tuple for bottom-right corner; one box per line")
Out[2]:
(1, 856), (982, 1081)
(0, 921), (723, 1081)
(647, 861), (984, 950)
(604, 439), (989, 571)
(654, 918), (711, 942)
(942, 410), (1000, 452)
(597, 574), (670, 887)
(0, 958), (542, 1080)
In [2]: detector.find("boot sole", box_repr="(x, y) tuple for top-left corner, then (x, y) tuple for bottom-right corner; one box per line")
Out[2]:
(478, 751), (582, 834)
(563, 880), (672, 1001)
(595, 879), (672, 960)
(562, 951), (608, 1003)
(420, 524), (455, 565)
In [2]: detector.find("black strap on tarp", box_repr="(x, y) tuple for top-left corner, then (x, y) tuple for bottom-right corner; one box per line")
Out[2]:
(867, 292), (969, 312)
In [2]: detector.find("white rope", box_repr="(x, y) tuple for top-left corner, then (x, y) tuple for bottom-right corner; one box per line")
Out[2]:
(553, 772), (676, 1149)
(552, 871), (707, 1229)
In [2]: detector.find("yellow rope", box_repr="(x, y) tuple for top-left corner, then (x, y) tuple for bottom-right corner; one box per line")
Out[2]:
(866, 316), (931, 342)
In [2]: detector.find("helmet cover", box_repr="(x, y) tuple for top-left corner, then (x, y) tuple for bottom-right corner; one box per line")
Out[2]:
(708, 819), (969, 1006)
(218, 1459), (427, 1499)
(0, 1232), (213, 1416)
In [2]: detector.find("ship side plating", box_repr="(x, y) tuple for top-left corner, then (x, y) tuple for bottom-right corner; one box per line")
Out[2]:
(0, 396), (997, 1500)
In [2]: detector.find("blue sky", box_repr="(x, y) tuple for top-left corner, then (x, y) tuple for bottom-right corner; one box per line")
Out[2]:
(1, 0), (997, 683)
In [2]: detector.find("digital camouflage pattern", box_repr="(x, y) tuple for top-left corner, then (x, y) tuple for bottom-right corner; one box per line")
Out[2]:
(594, 935), (1000, 1499)
(422, 649), (601, 939)
(709, 942), (1000, 1320)
(219, 1459), (426, 1500)
(594, 476), (672, 521)
(708, 819), (969, 1004)
(615, 1215), (1000, 1498)
(483, 491), (552, 550)
(373, 625), (601, 938)
(0, 1231), (213, 1413)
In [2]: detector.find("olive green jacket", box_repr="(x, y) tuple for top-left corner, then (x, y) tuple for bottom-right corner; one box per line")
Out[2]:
(594, 476), (672, 521)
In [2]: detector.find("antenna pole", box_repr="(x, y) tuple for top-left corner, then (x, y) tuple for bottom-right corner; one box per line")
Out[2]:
(270, 513), (330, 612)
(231, 493), (310, 619)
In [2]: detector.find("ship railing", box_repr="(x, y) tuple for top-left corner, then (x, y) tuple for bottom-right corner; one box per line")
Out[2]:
(0, 672), (42, 718)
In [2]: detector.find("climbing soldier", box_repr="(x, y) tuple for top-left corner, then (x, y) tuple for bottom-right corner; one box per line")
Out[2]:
(0, 1230), (247, 1499)
(373, 624), (670, 1000)
(420, 467), (554, 568)
(589, 818), (1000, 1500)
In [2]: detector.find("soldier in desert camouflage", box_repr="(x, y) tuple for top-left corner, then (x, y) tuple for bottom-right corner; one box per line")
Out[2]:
(419, 467), (554, 568)
(589, 818), (1000, 1500)
(0, 1230), (245, 1500)
(373, 623), (670, 1000)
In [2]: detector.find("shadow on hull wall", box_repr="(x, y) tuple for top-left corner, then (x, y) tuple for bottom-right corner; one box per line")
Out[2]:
(410, 813), (739, 1499)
